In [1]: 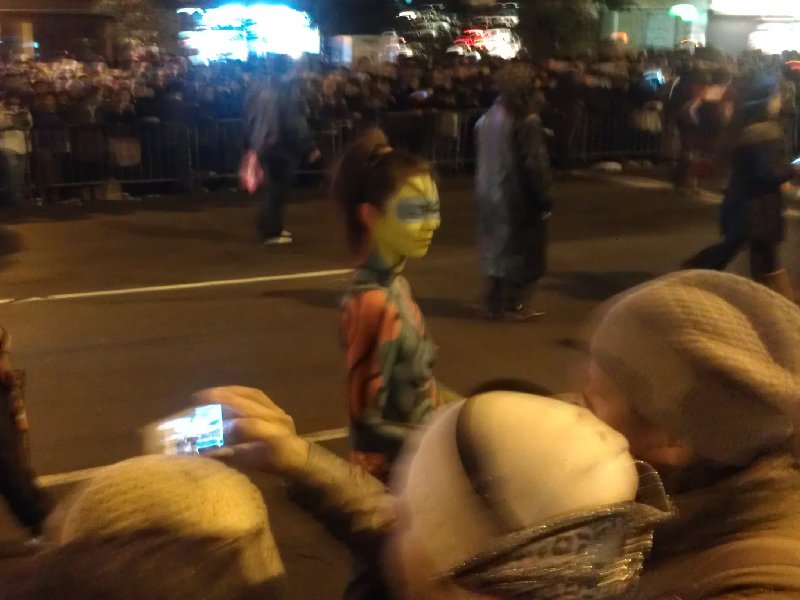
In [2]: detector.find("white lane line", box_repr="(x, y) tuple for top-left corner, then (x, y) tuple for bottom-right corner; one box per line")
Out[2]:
(36, 426), (349, 488)
(0, 268), (353, 305)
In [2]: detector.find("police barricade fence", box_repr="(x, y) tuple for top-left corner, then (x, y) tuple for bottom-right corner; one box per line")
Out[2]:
(0, 111), (673, 205)
(573, 110), (666, 164)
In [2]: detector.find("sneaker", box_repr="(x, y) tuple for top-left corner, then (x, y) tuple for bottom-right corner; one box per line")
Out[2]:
(485, 304), (545, 322)
(506, 305), (545, 321)
(24, 537), (42, 550)
(263, 235), (293, 246)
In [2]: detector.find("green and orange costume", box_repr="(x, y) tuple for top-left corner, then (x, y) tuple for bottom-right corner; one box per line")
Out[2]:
(341, 251), (445, 479)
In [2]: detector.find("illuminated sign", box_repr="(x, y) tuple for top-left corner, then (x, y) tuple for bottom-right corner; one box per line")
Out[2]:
(749, 22), (800, 53)
(669, 3), (700, 22)
(711, 0), (800, 17)
(178, 3), (320, 62)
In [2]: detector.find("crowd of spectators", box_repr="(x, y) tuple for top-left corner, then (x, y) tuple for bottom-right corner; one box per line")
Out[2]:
(0, 45), (799, 204)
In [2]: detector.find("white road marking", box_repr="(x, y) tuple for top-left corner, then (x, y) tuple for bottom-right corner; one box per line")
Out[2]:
(0, 268), (353, 305)
(36, 426), (349, 488)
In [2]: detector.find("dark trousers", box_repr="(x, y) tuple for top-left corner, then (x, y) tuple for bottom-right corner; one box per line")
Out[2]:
(684, 234), (778, 281)
(487, 217), (548, 312)
(0, 404), (48, 536)
(258, 155), (298, 240)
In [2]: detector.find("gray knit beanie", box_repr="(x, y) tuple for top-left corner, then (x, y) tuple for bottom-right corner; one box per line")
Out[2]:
(590, 270), (800, 466)
(59, 455), (285, 586)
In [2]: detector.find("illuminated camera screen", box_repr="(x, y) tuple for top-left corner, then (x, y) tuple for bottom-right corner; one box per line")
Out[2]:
(155, 404), (225, 455)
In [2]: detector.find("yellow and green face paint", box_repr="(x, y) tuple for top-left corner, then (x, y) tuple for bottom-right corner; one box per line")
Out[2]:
(373, 174), (441, 266)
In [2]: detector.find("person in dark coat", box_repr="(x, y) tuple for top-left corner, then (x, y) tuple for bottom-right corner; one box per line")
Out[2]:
(682, 71), (800, 299)
(0, 326), (49, 539)
(475, 64), (552, 320)
(240, 76), (320, 245)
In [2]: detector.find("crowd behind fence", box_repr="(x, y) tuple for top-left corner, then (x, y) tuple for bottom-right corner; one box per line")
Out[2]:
(0, 109), (674, 204)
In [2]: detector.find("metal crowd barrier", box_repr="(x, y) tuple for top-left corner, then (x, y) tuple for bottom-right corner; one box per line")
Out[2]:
(377, 109), (484, 172)
(573, 112), (665, 163)
(0, 109), (675, 205)
(26, 122), (194, 203)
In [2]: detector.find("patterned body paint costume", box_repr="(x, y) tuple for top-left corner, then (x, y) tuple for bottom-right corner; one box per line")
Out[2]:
(341, 251), (443, 479)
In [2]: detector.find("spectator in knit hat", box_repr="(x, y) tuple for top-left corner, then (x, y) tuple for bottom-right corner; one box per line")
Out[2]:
(3, 454), (285, 600)
(189, 386), (671, 600)
(3, 532), (268, 600)
(583, 270), (800, 599)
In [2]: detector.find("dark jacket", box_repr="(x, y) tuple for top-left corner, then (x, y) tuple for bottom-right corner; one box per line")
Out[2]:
(721, 121), (794, 243)
(636, 454), (800, 600)
(475, 101), (551, 281)
(0, 327), (49, 537)
(243, 80), (316, 162)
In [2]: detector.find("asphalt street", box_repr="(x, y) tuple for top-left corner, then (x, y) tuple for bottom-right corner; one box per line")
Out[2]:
(0, 174), (795, 598)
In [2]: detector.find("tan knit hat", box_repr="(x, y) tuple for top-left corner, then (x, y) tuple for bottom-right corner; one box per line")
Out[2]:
(590, 270), (800, 466)
(59, 455), (284, 585)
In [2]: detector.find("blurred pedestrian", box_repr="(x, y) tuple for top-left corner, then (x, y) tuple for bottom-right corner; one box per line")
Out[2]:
(585, 270), (800, 598)
(0, 94), (32, 207)
(240, 77), (320, 245)
(0, 326), (49, 541)
(475, 64), (551, 320)
(681, 71), (800, 299)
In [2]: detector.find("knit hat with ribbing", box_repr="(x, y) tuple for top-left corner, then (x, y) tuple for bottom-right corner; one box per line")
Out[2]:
(59, 455), (284, 584)
(590, 270), (800, 466)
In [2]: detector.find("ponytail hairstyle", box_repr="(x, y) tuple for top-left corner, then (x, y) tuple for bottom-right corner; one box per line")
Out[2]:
(331, 128), (434, 253)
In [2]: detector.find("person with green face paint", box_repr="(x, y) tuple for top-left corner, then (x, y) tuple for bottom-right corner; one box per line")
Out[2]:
(332, 129), (453, 482)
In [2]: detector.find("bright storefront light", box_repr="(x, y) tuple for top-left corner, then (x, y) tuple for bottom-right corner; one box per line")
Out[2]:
(711, 0), (800, 18)
(179, 3), (320, 63)
(749, 22), (800, 54)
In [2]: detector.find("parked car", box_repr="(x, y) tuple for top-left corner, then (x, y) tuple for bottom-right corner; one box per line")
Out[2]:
(446, 45), (481, 60)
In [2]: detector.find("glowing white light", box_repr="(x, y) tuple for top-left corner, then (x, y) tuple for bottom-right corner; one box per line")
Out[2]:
(749, 22), (800, 54)
(669, 4), (700, 22)
(179, 2), (320, 62)
(711, 0), (800, 18)
(482, 29), (521, 59)
(181, 29), (249, 63)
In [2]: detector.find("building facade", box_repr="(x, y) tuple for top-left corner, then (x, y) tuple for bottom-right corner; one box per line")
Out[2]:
(601, 0), (800, 55)
(600, 0), (710, 49)
(706, 0), (800, 55)
(0, 0), (114, 60)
